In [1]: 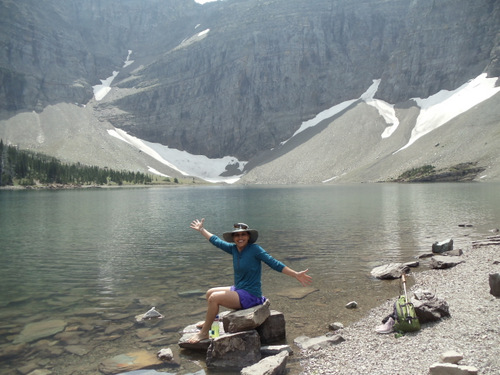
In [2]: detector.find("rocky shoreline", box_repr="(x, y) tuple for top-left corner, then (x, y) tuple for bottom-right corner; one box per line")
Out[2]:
(299, 238), (500, 375)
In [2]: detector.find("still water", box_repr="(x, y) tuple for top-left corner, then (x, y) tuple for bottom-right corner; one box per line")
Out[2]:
(1, 183), (499, 374)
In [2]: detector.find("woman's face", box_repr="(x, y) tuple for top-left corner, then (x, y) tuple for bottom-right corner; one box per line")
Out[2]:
(233, 231), (250, 250)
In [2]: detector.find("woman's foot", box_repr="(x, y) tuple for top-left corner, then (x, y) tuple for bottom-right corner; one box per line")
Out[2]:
(187, 332), (209, 344)
(195, 321), (204, 329)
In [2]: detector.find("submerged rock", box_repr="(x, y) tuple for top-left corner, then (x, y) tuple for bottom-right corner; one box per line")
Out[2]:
(99, 350), (164, 375)
(276, 287), (319, 299)
(13, 319), (66, 344)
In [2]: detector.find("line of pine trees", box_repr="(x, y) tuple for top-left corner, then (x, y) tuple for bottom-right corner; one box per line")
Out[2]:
(0, 139), (152, 187)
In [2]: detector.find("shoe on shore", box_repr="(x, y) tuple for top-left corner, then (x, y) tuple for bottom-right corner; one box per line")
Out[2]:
(375, 317), (395, 334)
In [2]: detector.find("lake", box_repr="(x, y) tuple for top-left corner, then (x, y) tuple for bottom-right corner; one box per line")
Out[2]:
(1, 183), (499, 374)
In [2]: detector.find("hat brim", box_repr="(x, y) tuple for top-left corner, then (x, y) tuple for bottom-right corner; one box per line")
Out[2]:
(223, 229), (258, 244)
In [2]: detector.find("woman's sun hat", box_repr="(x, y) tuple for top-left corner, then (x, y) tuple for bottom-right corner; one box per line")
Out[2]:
(223, 223), (259, 243)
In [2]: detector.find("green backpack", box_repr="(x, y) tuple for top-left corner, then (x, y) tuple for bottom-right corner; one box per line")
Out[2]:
(393, 295), (420, 332)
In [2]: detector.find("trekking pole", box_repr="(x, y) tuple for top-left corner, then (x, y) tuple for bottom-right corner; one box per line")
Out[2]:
(401, 273), (411, 322)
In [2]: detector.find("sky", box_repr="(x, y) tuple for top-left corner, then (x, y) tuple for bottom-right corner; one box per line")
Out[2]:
(92, 43), (500, 184)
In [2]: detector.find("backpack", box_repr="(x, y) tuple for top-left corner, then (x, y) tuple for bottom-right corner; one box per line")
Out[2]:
(393, 294), (420, 332)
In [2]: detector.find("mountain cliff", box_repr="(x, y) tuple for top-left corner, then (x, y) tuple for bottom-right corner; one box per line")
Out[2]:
(0, 0), (499, 183)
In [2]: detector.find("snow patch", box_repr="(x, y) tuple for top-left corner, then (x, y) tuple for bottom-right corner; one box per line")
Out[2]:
(123, 50), (134, 68)
(360, 79), (400, 138)
(93, 71), (118, 101)
(396, 73), (500, 152)
(281, 100), (356, 145)
(147, 166), (170, 178)
(107, 128), (246, 183)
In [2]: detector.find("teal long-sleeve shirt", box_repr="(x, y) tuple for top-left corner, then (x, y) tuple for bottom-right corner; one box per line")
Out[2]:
(209, 235), (285, 298)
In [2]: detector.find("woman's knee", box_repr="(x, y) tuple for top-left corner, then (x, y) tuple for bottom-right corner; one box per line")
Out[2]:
(206, 286), (230, 299)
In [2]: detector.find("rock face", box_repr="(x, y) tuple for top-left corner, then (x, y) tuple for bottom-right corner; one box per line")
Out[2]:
(1, 0), (499, 161)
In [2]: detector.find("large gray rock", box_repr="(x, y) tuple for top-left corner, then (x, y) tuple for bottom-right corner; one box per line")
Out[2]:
(222, 300), (271, 333)
(432, 239), (454, 254)
(412, 289), (451, 323)
(489, 273), (500, 297)
(256, 310), (286, 344)
(241, 350), (288, 375)
(178, 324), (211, 351)
(206, 330), (261, 371)
(371, 263), (409, 279)
(430, 256), (464, 269)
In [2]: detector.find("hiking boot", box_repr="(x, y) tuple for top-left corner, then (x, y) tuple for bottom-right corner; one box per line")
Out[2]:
(375, 317), (395, 334)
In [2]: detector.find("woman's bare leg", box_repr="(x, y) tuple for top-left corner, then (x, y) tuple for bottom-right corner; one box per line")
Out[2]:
(188, 287), (241, 343)
(195, 287), (231, 328)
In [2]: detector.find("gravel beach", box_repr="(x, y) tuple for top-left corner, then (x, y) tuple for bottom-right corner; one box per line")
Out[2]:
(300, 237), (500, 375)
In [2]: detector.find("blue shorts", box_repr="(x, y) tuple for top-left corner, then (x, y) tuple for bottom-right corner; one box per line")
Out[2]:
(230, 286), (267, 309)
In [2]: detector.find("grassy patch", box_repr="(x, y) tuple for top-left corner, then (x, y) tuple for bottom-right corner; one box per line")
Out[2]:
(394, 162), (485, 182)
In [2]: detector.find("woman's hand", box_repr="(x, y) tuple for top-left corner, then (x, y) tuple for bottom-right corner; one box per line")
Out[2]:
(282, 266), (313, 287)
(296, 268), (313, 287)
(190, 218), (205, 232)
(191, 218), (213, 240)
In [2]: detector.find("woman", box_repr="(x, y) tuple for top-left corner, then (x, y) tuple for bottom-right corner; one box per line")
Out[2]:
(188, 218), (312, 343)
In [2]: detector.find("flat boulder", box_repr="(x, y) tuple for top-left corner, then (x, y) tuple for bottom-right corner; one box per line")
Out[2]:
(222, 300), (270, 333)
(430, 256), (464, 269)
(178, 324), (211, 351)
(429, 362), (478, 374)
(294, 334), (345, 350)
(371, 263), (409, 279)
